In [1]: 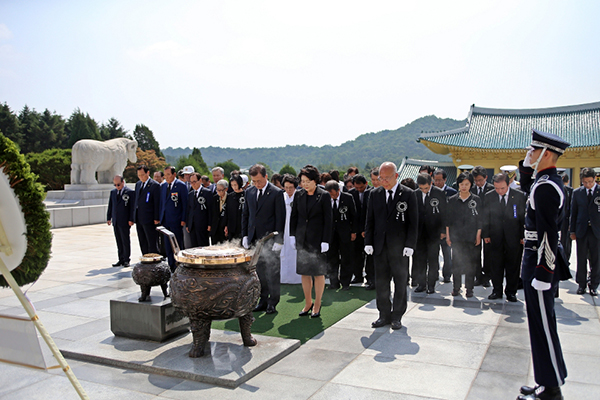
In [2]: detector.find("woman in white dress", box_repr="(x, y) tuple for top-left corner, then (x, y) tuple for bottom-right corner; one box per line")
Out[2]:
(280, 174), (302, 284)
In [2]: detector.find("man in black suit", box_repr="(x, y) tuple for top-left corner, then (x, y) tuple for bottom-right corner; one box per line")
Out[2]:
(414, 173), (447, 294)
(186, 172), (213, 247)
(365, 162), (418, 330)
(159, 166), (188, 272)
(242, 164), (286, 314)
(559, 171), (573, 260)
(483, 173), (527, 301)
(325, 181), (357, 290)
(107, 175), (135, 267)
(349, 174), (373, 288)
(433, 169), (457, 282)
(471, 165), (494, 287)
(134, 165), (161, 255)
(570, 167), (600, 296)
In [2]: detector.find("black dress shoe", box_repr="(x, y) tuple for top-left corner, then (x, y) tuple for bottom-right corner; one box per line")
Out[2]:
(299, 304), (313, 316)
(466, 289), (474, 298)
(506, 294), (518, 302)
(576, 287), (586, 295)
(371, 318), (390, 328)
(265, 305), (277, 314)
(590, 288), (598, 296)
(341, 286), (350, 291)
(311, 309), (321, 318)
(112, 261), (122, 267)
(350, 278), (364, 284)
(253, 303), (267, 312)
(482, 280), (491, 288)
(414, 285), (426, 293)
(365, 283), (376, 290)
(443, 278), (452, 283)
(328, 283), (340, 290)
(488, 292), (502, 300)
(518, 385), (562, 400)
(473, 279), (482, 287)
(426, 287), (435, 294)
(122, 262), (130, 268)
(391, 320), (402, 330)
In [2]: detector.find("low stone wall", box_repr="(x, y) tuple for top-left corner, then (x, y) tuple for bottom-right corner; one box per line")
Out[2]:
(48, 204), (108, 229)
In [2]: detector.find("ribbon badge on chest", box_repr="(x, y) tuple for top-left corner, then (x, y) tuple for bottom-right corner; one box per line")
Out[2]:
(595, 197), (600, 213)
(396, 201), (408, 221)
(122, 193), (129, 207)
(197, 196), (206, 210)
(339, 205), (348, 220)
(468, 199), (478, 216)
(239, 196), (245, 210)
(221, 202), (226, 217)
(429, 197), (440, 214)
(171, 192), (179, 207)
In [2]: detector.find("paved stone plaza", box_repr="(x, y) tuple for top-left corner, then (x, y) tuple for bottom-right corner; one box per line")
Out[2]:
(0, 224), (599, 399)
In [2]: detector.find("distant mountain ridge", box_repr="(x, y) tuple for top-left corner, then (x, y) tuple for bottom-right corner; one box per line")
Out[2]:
(162, 115), (466, 171)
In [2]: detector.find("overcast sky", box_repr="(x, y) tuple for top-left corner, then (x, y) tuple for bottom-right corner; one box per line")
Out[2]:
(1, 1), (599, 149)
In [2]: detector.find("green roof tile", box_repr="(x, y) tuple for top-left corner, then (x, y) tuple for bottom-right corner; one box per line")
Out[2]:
(418, 101), (600, 149)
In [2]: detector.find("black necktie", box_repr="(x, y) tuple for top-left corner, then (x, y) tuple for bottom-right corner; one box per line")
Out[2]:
(425, 192), (429, 205)
(333, 198), (338, 212)
(501, 194), (506, 207)
(387, 189), (393, 212)
(258, 188), (263, 201)
(588, 190), (593, 204)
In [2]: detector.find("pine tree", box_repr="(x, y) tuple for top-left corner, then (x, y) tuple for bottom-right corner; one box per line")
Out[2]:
(133, 124), (163, 158)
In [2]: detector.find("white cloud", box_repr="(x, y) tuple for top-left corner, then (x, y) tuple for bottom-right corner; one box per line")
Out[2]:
(0, 24), (12, 41)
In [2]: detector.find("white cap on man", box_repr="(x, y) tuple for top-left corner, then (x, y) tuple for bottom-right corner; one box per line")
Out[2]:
(241, 174), (249, 185)
(182, 165), (195, 175)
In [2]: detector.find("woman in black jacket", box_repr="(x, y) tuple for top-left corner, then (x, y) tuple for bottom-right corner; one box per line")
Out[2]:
(225, 173), (245, 241)
(446, 172), (482, 298)
(290, 165), (332, 318)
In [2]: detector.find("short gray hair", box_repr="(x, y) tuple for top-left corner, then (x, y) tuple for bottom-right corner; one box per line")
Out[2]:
(212, 167), (225, 175)
(217, 179), (229, 189)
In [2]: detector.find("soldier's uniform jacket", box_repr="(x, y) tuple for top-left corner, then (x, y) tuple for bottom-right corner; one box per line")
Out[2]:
(524, 167), (570, 283)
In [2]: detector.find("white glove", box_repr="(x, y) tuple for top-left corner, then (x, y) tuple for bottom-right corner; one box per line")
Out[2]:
(242, 236), (249, 249)
(364, 245), (374, 255)
(272, 242), (283, 252)
(403, 247), (414, 257)
(531, 278), (551, 291)
(321, 242), (329, 253)
(289, 236), (296, 250)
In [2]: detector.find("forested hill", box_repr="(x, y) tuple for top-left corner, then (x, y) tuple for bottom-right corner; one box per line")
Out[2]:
(163, 115), (466, 171)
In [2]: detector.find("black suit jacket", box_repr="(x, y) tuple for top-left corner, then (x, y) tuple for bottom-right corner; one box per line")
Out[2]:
(242, 182), (285, 244)
(471, 182), (495, 206)
(186, 187), (213, 232)
(107, 187), (135, 227)
(443, 185), (457, 198)
(364, 184), (418, 256)
(225, 191), (245, 239)
(348, 186), (371, 234)
(290, 187), (332, 250)
(416, 186), (447, 241)
(331, 192), (357, 242)
(482, 188), (527, 248)
(134, 178), (160, 225)
(570, 185), (600, 239)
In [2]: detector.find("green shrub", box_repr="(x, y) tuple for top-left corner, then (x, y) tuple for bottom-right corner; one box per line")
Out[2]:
(26, 149), (72, 190)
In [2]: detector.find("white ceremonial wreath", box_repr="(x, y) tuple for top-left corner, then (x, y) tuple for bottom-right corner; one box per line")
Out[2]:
(171, 193), (179, 201)
(468, 200), (477, 209)
(122, 194), (129, 201)
(198, 196), (205, 205)
(430, 198), (439, 207)
(339, 205), (348, 214)
(239, 197), (246, 204)
(594, 197), (600, 206)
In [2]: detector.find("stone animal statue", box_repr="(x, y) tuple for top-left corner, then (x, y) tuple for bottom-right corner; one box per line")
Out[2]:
(71, 138), (137, 184)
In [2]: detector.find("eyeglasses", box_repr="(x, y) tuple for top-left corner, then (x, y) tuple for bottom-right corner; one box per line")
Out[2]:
(378, 176), (395, 182)
(216, 188), (226, 192)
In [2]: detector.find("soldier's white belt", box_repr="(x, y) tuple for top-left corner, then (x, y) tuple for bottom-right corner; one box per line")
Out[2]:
(524, 230), (538, 241)
(525, 230), (561, 241)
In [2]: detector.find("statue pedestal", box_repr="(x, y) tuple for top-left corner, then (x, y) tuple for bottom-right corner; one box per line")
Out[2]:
(110, 294), (190, 342)
(44, 183), (135, 208)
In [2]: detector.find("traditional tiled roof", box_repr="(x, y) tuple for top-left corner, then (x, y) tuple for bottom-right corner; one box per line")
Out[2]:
(397, 157), (457, 185)
(418, 101), (600, 149)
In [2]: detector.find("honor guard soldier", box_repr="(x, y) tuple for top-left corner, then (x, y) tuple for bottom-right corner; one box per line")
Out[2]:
(569, 167), (600, 296)
(501, 165), (521, 190)
(159, 166), (188, 272)
(517, 129), (570, 400)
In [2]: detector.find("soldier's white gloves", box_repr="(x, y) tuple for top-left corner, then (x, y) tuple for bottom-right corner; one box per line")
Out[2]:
(531, 278), (551, 291)
(289, 236), (296, 250)
(364, 245), (374, 255)
(321, 242), (329, 253)
(272, 243), (283, 252)
(403, 247), (414, 257)
(242, 236), (249, 249)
